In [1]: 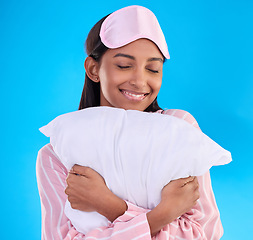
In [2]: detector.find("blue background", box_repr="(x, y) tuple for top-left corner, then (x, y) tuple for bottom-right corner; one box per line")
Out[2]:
(1, 0), (252, 239)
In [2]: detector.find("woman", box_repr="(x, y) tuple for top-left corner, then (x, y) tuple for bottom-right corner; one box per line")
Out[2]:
(36, 5), (223, 239)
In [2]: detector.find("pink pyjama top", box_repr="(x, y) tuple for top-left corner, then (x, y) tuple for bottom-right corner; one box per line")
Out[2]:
(36, 109), (223, 239)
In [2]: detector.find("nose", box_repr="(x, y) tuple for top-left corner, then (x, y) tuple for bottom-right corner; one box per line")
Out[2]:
(129, 68), (146, 89)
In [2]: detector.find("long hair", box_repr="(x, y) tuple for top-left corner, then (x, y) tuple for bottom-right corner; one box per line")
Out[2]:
(78, 15), (163, 112)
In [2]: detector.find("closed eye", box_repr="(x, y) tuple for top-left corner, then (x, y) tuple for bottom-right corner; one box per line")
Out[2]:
(148, 69), (159, 73)
(117, 65), (131, 69)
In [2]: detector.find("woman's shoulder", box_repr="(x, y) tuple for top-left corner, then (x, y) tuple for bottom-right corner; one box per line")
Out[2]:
(37, 143), (67, 172)
(38, 143), (59, 160)
(158, 109), (200, 129)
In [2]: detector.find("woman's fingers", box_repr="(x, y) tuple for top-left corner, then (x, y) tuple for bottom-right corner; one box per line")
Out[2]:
(70, 164), (88, 176)
(70, 165), (101, 178)
(181, 176), (195, 186)
(168, 176), (196, 188)
(66, 171), (79, 185)
(182, 177), (199, 195)
(183, 177), (200, 202)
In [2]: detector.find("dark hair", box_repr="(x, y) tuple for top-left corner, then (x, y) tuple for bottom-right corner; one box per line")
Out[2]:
(78, 15), (163, 112)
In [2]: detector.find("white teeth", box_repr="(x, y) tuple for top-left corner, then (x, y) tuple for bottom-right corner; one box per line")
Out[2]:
(123, 90), (145, 98)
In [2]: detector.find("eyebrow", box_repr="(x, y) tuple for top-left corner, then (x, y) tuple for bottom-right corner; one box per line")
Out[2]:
(113, 53), (164, 63)
(147, 57), (164, 63)
(114, 53), (135, 60)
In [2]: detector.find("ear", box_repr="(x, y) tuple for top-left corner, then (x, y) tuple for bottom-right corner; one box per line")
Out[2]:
(84, 57), (100, 83)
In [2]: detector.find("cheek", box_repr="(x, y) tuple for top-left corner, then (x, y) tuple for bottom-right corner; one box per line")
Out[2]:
(100, 65), (118, 85)
(151, 77), (162, 92)
(101, 76), (118, 92)
(99, 68), (114, 91)
(99, 72), (121, 102)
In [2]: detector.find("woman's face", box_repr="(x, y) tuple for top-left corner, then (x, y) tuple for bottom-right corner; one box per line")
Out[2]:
(97, 39), (164, 111)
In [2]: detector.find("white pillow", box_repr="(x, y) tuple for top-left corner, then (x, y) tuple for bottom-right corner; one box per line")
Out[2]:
(40, 106), (231, 234)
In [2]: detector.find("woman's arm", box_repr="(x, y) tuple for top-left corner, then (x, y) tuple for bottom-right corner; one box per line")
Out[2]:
(152, 109), (223, 239)
(80, 170), (222, 240)
(147, 176), (200, 236)
(36, 144), (151, 240)
(149, 172), (223, 239)
(65, 165), (127, 222)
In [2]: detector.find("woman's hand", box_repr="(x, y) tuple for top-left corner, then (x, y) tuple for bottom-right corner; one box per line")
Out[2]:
(147, 176), (200, 236)
(160, 176), (199, 217)
(65, 165), (127, 222)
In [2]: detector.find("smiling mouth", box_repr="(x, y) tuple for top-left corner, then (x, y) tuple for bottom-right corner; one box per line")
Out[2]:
(120, 89), (149, 101)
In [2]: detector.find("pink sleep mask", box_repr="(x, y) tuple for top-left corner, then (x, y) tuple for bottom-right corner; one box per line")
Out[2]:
(100, 5), (170, 59)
